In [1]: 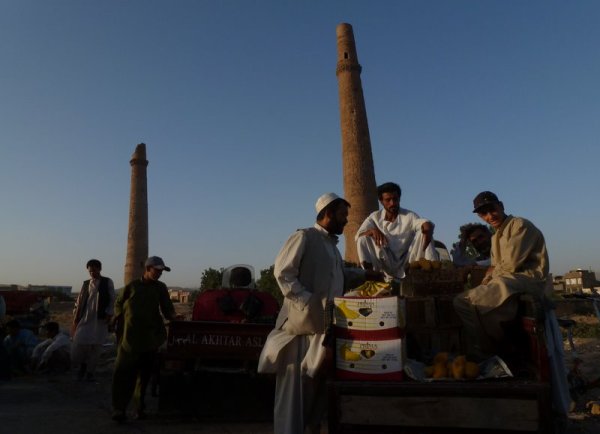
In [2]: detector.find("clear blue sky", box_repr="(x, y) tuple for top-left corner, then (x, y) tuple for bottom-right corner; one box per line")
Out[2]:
(1, 1), (599, 291)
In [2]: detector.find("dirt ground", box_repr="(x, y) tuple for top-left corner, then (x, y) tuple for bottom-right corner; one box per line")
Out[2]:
(2, 301), (600, 433)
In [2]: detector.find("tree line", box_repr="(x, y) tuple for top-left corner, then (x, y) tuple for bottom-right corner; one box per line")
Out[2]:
(198, 265), (282, 304)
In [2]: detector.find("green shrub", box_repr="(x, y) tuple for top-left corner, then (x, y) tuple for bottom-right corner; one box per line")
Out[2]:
(572, 321), (600, 339)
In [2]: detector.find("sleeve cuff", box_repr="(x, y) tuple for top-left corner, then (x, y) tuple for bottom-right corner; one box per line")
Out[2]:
(289, 291), (312, 311)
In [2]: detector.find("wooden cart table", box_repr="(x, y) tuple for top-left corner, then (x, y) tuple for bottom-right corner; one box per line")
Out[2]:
(328, 379), (552, 433)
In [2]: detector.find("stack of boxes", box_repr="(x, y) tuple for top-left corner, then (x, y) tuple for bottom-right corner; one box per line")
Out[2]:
(405, 295), (465, 361)
(333, 296), (405, 381)
(400, 268), (467, 361)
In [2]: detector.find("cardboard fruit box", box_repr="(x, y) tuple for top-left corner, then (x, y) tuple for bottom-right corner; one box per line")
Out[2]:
(333, 296), (405, 334)
(335, 337), (404, 381)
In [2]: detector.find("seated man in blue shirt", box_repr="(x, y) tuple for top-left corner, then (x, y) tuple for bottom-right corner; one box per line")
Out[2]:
(3, 319), (39, 375)
(31, 322), (71, 374)
(451, 223), (492, 267)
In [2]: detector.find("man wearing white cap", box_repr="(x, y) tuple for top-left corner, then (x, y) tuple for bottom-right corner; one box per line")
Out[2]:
(111, 256), (177, 422)
(258, 193), (382, 434)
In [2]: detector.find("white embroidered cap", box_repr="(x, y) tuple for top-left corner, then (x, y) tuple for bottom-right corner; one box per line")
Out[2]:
(315, 192), (348, 214)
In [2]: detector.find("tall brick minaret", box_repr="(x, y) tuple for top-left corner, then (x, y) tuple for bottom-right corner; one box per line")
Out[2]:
(336, 23), (378, 264)
(124, 143), (149, 285)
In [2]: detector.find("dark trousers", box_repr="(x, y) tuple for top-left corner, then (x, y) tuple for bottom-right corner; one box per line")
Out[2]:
(111, 347), (157, 412)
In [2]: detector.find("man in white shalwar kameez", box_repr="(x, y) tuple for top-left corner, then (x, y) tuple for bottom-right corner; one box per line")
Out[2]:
(356, 182), (438, 280)
(258, 193), (382, 434)
(71, 259), (115, 381)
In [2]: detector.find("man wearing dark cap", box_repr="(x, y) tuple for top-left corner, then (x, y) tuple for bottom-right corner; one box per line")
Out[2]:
(454, 191), (549, 356)
(454, 191), (572, 415)
(111, 256), (177, 422)
(258, 193), (383, 434)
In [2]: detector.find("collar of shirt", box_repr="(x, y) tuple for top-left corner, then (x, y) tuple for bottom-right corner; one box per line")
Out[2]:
(314, 223), (338, 244)
(495, 214), (513, 237)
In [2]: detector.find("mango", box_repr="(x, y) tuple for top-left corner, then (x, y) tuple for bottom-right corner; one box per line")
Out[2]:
(465, 361), (480, 379)
(418, 258), (432, 271)
(433, 351), (449, 365)
(452, 355), (467, 379)
(432, 362), (447, 379)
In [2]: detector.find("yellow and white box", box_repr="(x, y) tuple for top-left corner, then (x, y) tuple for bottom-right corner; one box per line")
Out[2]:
(335, 337), (404, 380)
(334, 296), (404, 331)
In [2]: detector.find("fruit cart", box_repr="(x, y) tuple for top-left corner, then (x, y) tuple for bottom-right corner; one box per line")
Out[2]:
(328, 264), (554, 433)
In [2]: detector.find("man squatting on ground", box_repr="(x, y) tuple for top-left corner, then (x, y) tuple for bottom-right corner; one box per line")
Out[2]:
(72, 259), (115, 381)
(31, 321), (71, 373)
(355, 182), (438, 281)
(258, 193), (383, 434)
(453, 190), (570, 415)
(111, 256), (178, 422)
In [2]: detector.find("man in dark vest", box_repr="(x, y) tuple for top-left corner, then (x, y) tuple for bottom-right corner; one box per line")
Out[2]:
(71, 259), (115, 381)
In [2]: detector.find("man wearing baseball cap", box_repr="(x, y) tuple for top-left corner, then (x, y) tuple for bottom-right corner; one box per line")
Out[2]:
(454, 191), (570, 414)
(111, 256), (177, 422)
(259, 193), (383, 434)
(456, 192), (549, 345)
(454, 191), (549, 354)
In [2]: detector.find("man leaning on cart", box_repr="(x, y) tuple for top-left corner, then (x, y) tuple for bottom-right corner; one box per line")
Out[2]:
(453, 190), (571, 416)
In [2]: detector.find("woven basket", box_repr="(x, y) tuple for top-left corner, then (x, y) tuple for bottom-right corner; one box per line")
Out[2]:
(401, 269), (465, 296)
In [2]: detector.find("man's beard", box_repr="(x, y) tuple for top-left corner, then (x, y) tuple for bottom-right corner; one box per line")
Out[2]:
(331, 220), (346, 235)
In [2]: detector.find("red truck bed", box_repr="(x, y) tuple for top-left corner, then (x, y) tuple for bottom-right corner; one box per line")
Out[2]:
(158, 320), (275, 420)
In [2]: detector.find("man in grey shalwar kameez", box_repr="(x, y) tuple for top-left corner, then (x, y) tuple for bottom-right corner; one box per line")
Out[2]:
(258, 193), (382, 434)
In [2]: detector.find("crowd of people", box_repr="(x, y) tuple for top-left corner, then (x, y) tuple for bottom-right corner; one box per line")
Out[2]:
(0, 255), (179, 424)
(0, 183), (572, 431)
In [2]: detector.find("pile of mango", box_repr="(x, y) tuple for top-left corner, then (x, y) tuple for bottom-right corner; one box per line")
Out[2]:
(424, 352), (480, 380)
(408, 258), (455, 271)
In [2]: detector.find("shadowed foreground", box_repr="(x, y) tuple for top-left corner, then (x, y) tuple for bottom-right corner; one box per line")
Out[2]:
(0, 369), (273, 434)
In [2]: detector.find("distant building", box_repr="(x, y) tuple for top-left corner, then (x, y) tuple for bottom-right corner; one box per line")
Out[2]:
(552, 275), (565, 292)
(27, 285), (72, 296)
(0, 284), (71, 293)
(0, 284), (22, 291)
(564, 269), (598, 294)
(168, 288), (192, 303)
